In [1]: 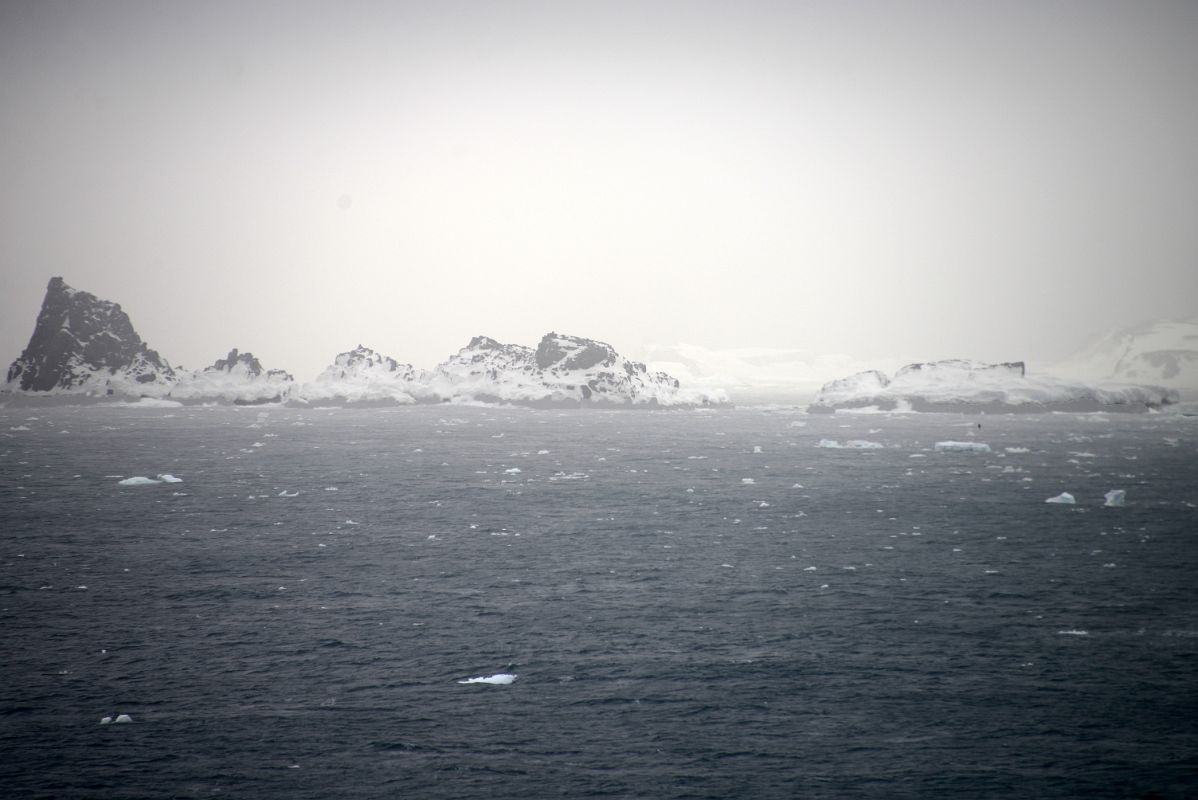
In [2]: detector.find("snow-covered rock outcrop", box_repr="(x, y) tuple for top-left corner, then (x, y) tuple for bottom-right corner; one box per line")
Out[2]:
(168, 349), (295, 405)
(423, 332), (725, 407)
(3, 279), (722, 408)
(300, 345), (424, 405)
(295, 334), (722, 407)
(809, 359), (1176, 413)
(5, 277), (175, 396)
(1054, 318), (1198, 394)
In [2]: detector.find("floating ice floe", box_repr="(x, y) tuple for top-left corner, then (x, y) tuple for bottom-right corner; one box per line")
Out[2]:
(934, 441), (991, 453)
(278, 490), (299, 497)
(741, 477), (756, 485)
(157, 474), (182, 483)
(1057, 629), (1089, 636)
(458, 673), (517, 685)
(1103, 489), (1126, 507)
(101, 713), (133, 724)
(752, 445), (763, 454)
(1045, 492), (1076, 504)
(817, 439), (884, 449)
(118, 476), (161, 486)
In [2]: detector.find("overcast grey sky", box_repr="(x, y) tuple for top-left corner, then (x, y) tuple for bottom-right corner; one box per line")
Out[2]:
(2, 0), (1196, 380)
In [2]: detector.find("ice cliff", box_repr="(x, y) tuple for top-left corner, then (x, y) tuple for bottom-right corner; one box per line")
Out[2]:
(809, 359), (1177, 413)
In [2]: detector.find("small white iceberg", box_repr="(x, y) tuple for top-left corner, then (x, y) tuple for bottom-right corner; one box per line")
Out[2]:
(157, 474), (183, 483)
(458, 673), (517, 685)
(818, 439), (883, 449)
(118, 476), (161, 486)
(1103, 489), (1126, 507)
(101, 713), (133, 724)
(1046, 492), (1076, 504)
(935, 441), (991, 453)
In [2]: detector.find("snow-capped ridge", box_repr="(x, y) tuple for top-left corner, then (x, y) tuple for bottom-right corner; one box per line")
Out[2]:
(422, 332), (720, 407)
(300, 344), (424, 405)
(1054, 318), (1198, 393)
(167, 348), (295, 405)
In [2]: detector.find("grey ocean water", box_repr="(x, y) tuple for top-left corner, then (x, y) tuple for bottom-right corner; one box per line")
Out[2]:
(1, 404), (1196, 799)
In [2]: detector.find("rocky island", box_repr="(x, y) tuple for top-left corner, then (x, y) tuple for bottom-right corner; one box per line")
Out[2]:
(3, 278), (723, 408)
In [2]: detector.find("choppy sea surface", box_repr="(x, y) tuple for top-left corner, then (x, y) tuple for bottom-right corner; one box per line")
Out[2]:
(1, 403), (1196, 799)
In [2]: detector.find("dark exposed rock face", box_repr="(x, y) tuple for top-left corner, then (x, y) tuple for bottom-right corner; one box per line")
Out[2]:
(206, 348), (294, 382)
(211, 348), (263, 376)
(428, 331), (706, 406)
(895, 359), (1025, 379)
(535, 332), (618, 371)
(6, 277), (174, 392)
(325, 345), (419, 380)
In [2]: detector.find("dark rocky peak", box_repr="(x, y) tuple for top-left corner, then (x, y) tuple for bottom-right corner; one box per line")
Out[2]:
(534, 332), (618, 371)
(6, 276), (174, 391)
(467, 336), (506, 351)
(209, 348), (263, 376)
(204, 349), (293, 381)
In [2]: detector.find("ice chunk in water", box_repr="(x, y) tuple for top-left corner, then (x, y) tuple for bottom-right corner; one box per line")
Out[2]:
(458, 673), (517, 685)
(1045, 492), (1076, 504)
(114, 714), (133, 723)
(157, 474), (182, 483)
(118, 476), (160, 486)
(818, 439), (883, 449)
(935, 441), (991, 453)
(1103, 489), (1126, 507)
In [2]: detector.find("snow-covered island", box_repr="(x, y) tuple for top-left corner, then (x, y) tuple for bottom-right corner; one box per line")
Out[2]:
(2, 278), (725, 408)
(808, 359), (1177, 413)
